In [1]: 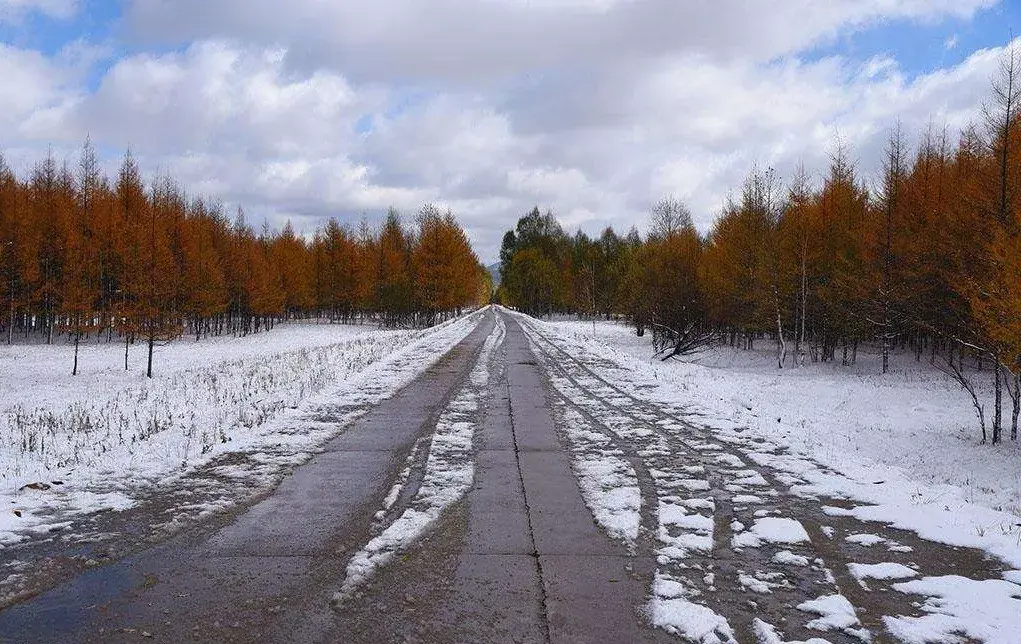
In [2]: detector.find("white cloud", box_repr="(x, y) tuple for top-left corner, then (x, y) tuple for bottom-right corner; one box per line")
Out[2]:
(70, 41), (376, 157)
(121, 0), (996, 82)
(0, 44), (78, 137)
(0, 3), (1010, 261)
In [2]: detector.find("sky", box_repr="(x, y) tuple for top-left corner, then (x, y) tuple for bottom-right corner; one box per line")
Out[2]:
(0, 0), (1018, 263)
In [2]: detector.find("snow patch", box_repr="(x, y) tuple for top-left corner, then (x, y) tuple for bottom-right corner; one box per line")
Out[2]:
(649, 573), (737, 644)
(752, 618), (833, 644)
(848, 562), (917, 581)
(797, 593), (868, 641)
(732, 517), (810, 549)
(772, 550), (810, 566)
(885, 575), (1021, 644)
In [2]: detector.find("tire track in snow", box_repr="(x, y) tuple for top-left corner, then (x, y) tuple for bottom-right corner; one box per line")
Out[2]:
(550, 391), (653, 551)
(523, 323), (739, 642)
(526, 316), (1021, 643)
(518, 315), (877, 643)
(331, 313), (506, 605)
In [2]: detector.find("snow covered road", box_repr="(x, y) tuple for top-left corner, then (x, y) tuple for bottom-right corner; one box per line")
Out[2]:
(0, 307), (1019, 643)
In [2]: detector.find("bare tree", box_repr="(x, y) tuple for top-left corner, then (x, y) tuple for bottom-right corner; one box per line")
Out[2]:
(651, 321), (718, 361)
(984, 38), (1021, 230)
(650, 196), (694, 239)
(935, 343), (987, 442)
(763, 169), (787, 369)
(742, 166), (788, 368)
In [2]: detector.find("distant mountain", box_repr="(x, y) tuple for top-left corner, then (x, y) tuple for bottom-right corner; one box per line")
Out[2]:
(487, 262), (501, 287)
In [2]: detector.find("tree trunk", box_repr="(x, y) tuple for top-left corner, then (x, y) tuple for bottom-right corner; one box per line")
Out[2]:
(993, 360), (1003, 444)
(882, 332), (889, 374)
(800, 240), (807, 367)
(147, 329), (155, 378)
(774, 287), (786, 369)
(72, 332), (80, 376)
(1012, 373), (1020, 441)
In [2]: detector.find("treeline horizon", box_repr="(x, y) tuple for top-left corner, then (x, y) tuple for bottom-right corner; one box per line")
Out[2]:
(498, 45), (1021, 444)
(0, 143), (490, 377)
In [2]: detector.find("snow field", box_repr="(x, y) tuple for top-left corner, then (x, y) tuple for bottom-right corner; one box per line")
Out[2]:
(550, 319), (1021, 518)
(1, 311), (485, 549)
(549, 319), (1021, 552)
(333, 313), (506, 603)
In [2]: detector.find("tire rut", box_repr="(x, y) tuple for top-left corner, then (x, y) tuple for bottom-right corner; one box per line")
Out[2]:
(351, 315), (497, 557)
(518, 317), (1011, 643)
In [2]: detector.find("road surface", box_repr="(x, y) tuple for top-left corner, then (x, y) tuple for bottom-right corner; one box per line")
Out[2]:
(0, 308), (1012, 643)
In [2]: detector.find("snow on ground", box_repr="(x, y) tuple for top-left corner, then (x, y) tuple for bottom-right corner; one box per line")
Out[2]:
(848, 561), (918, 581)
(0, 312), (484, 548)
(550, 319), (1021, 518)
(649, 572), (736, 644)
(752, 618), (831, 644)
(796, 593), (869, 641)
(885, 575), (1021, 644)
(549, 320), (1021, 558)
(731, 517), (810, 549)
(333, 313), (506, 603)
(0, 323), (382, 411)
(557, 405), (641, 546)
(772, 550), (810, 566)
(538, 317), (1021, 640)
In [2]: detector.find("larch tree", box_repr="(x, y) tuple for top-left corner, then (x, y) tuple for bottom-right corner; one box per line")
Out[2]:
(181, 199), (228, 338)
(872, 124), (910, 374)
(134, 173), (184, 377)
(28, 150), (64, 344)
(412, 205), (451, 323)
(780, 164), (813, 366)
(376, 209), (414, 326)
(64, 139), (102, 375)
(644, 198), (707, 359)
(982, 41), (1021, 440)
(272, 220), (314, 318)
(0, 152), (24, 345)
(985, 38), (1021, 232)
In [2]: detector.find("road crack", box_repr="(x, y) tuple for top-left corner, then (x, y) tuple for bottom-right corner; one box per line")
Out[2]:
(505, 348), (554, 644)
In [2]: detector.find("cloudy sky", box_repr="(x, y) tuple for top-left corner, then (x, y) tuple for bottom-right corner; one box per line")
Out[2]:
(0, 0), (1018, 261)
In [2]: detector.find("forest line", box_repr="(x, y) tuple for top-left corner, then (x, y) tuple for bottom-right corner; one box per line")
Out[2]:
(0, 144), (490, 377)
(497, 46), (1021, 444)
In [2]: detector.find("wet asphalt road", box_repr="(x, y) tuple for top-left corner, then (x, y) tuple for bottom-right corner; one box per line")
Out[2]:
(0, 310), (668, 643)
